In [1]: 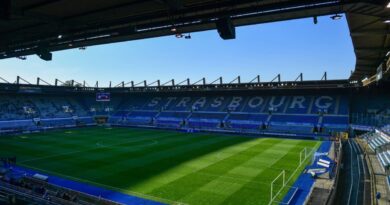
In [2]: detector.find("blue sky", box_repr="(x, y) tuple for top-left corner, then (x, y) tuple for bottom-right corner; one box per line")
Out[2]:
(0, 15), (355, 87)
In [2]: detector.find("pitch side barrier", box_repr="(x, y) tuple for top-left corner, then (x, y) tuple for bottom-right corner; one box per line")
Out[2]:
(0, 125), (90, 137)
(0, 118), (96, 137)
(0, 119), (331, 140)
(111, 123), (331, 140)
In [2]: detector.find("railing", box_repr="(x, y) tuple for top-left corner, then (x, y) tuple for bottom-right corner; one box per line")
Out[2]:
(356, 137), (378, 205)
(319, 140), (341, 205)
(0, 176), (124, 205)
(0, 181), (62, 205)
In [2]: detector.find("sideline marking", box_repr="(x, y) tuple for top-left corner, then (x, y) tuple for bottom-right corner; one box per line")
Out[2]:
(17, 163), (187, 205)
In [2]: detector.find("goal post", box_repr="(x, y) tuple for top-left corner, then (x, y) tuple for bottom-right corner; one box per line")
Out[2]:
(270, 170), (285, 204)
(299, 147), (309, 165)
(269, 147), (316, 205)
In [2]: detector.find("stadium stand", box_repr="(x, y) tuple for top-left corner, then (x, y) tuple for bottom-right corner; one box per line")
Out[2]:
(350, 95), (390, 127)
(268, 114), (318, 134)
(155, 111), (188, 128)
(0, 94), (350, 136)
(0, 168), (122, 205)
(0, 1), (389, 204)
(377, 150), (390, 168)
(0, 95), (97, 133)
(356, 123), (390, 205)
(361, 128), (390, 151)
(382, 124), (390, 135)
(226, 113), (267, 131)
(359, 125), (390, 190)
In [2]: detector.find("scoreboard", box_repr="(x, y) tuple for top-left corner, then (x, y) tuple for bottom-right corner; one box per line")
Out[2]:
(96, 92), (110, 102)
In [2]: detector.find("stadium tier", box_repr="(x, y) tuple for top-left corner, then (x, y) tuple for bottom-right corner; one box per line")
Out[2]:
(0, 93), (351, 136)
(350, 94), (390, 127)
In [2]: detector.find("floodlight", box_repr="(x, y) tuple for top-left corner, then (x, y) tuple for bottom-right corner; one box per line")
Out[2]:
(330, 14), (342, 20)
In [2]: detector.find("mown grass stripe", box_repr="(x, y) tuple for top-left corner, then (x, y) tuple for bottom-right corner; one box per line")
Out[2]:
(177, 139), (303, 205)
(0, 127), (320, 205)
(54, 133), (223, 174)
(100, 135), (249, 188)
(21, 131), (186, 164)
(219, 141), (318, 205)
(147, 138), (282, 202)
(19, 129), (193, 163)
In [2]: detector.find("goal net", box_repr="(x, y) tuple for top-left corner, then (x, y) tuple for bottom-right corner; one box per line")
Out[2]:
(268, 147), (316, 205)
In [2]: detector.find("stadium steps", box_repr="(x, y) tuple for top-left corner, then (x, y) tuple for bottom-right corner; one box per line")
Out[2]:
(378, 153), (388, 168)
(318, 115), (323, 126)
(223, 113), (230, 122)
(154, 111), (162, 119)
(307, 96), (315, 114)
(260, 97), (270, 113)
(186, 112), (193, 121)
(282, 97), (291, 113)
(266, 114), (272, 125)
(184, 112), (193, 127)
(139, 98), (155, 110)
(334, 96), (341, 115)
(383, 151), (390, 166)
(238, 98), (250, 112)
(219, 97), (232, 112)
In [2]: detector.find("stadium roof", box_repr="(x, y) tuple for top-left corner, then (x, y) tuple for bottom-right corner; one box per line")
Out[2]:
(347, 8), (390, 80)
(0, 0), (388, 80)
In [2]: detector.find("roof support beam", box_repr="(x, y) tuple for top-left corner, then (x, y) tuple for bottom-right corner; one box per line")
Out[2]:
(349, 18), (382, 32)
(156, 0), (184, 10)
(355, 47), (390, 53)
(351, 29), (390, 36)
(22, 0), (64, 11)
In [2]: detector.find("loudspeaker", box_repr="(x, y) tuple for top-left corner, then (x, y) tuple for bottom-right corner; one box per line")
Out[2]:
(37, 48), (52, 61)
(216, 17), (235, 40)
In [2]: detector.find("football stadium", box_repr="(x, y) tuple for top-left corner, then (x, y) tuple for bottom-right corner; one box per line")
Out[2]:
(0, 1), (390, 205)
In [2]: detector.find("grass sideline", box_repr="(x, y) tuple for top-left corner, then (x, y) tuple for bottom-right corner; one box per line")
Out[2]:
(0, 127), (321, 205)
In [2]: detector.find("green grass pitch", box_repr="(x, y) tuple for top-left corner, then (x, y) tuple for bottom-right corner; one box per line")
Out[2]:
(0, 127), (321, 205)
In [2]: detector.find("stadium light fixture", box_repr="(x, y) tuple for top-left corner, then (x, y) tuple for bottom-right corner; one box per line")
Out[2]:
(57, 34), (63, 39)
(330, 14), (342, 20)
(387, 2), (390, 8)
(384, 19), (390, 24)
